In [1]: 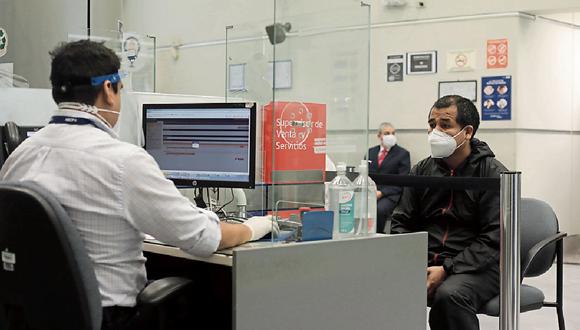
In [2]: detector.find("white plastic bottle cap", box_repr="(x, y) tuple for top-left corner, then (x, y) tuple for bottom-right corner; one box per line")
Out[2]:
(359, 159), (368, 171)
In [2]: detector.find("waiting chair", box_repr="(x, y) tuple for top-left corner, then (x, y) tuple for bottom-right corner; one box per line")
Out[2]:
(0, 181), (193, 330)
(479, 197), (567, 330)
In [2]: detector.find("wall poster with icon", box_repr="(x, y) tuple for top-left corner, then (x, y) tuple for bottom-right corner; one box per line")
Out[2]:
(406, 51), (437, 75)
(0, 27), (8, 58)
(486, 39), (508, 69)
(386, 54), (404, 82)
(481, 75), (511, 121)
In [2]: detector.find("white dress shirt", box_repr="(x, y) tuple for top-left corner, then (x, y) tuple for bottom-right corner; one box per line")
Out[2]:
(0, 108), (221, 307)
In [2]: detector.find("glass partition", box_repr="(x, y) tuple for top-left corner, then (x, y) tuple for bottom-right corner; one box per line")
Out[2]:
(223, 1), (372, 242)
(268, 1), (371, 241)
(69, 27), (155, 93)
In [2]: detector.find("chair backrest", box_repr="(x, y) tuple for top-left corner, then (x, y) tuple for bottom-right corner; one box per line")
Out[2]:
(0, 131), (5, 169)
(2, 122), (23, 157)
(0, 181), (102, 330)
(520, 197), (559, 278)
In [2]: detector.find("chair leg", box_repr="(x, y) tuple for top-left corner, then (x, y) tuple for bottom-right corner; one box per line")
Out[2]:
(557, 305), (565, 330)
(556, 239), (565, 330)
(157, 307), (167, 330)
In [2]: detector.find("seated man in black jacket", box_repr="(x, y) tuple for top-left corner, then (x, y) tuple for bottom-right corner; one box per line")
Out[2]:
(390, 95), (507, 330)
(367, 122), (410, 233)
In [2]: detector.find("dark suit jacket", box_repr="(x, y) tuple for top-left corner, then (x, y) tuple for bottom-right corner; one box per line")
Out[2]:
(368, 144), (411, 200)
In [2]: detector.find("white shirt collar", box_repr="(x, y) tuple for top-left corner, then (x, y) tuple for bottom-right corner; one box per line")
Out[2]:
(55, 103), (118, 139)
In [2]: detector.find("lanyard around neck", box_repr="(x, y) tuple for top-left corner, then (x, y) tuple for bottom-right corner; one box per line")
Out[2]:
(49, 116), (104, 132)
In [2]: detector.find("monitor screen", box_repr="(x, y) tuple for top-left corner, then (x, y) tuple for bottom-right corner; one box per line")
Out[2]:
(143, 102), (256, 189)
(20, 126), (43, 139)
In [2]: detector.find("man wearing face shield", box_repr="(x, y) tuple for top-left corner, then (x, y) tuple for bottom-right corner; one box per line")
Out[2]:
(390, 95), (507, 330)
(367, 122), (410, 233)
(0, 40), (273, 329)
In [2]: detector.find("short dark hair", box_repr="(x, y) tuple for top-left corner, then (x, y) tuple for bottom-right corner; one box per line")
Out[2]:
(49, 39), (120, 105)
(431, 95), (480, 136)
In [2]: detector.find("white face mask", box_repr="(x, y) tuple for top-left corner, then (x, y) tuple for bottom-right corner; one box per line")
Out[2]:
(58, 102), (120, 129)
(381, 134), (397, 149)
(428, 127), (468, 158)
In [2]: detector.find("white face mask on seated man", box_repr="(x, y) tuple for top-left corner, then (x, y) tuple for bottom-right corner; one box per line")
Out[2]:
(428, 126), (470, 159)
(381, 134), (397, 150)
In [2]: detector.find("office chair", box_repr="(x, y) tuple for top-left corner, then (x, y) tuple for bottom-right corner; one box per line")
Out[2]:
(0, 131), (5, 168)
(2, 121), (22, 157)
(0, 181), (193, 330)
(479, 198), (567, 330)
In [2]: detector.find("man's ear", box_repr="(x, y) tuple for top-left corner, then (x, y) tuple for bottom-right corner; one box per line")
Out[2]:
(102, 81), (115, 106)
(465, 125), (474, 139)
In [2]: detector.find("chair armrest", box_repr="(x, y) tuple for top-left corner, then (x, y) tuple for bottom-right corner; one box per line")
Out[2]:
(522, 232), (567, 278)
(136, 277), (192, 306)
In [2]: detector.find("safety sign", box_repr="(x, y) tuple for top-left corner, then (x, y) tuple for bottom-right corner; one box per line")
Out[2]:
(482, 75), (511, 121)
(386, 54), (404, 82)
(0, 28), (8, 58)
(487, 39), (508, 69)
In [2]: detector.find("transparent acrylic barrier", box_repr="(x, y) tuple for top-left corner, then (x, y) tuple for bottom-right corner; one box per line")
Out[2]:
(68, 29), (155, 93)
(268, 1), (372, 242)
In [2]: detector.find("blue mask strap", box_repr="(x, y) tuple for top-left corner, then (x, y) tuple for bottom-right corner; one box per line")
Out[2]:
(91, 72), (122, 86)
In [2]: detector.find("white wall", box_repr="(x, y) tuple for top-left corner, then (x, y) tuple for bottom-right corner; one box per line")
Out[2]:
(0, 88), (55, 124)
(510, 14), (580, 235)
(0, 0), (122, 89)
(0, 0), (85, 88)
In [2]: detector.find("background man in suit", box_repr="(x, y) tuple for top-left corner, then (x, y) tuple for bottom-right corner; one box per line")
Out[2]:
(368, 122), (410, 233)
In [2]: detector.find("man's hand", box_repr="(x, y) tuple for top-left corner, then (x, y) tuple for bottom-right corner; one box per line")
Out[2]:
(427, 266), (447, 298)
(376, 191), (383, 199)
(242, 215), (276, 241)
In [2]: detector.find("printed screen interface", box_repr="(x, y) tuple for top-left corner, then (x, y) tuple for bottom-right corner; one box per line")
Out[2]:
(144, 105), (253, 187)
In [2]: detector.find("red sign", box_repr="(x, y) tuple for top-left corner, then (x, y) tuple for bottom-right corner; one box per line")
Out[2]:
(487, 39), (508, 69)
(262, 102), (326, 184)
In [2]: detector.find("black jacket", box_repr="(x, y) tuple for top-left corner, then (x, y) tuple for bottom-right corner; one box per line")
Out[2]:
(368, 144), (411, 200)
(391, 139), (507, 275)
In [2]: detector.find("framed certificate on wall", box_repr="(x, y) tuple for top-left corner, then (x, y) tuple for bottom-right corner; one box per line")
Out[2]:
(267, 60), (292, 89)
(406, 51), (437, 75)
(228, 63), (246, 91)
(438, 80), (477, 102)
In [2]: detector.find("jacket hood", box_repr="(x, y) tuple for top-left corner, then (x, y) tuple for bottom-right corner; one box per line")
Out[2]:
(468, 138), (495, 164)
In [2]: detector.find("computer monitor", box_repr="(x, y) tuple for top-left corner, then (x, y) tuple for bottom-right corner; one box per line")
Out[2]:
(142, 102), (256, 188)
(19, 126), (43, 140)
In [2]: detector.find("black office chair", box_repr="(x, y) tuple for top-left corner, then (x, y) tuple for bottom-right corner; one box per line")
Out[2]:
(0, 181), (193, 330)
(479, 197), (567, 329)
(1, 122), (22, 168)
(2, 121), (22, 157)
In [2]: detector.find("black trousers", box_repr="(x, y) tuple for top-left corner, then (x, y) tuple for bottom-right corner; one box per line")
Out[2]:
(101, 306), (139, 330)
(377, 196), (397, 233)
(428, 266), (499, 330)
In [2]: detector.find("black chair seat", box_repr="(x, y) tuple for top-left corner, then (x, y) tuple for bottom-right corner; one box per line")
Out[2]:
(479, 284), (545, 316)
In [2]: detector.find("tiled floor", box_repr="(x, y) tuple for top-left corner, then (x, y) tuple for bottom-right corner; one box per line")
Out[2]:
(426, 264), (580, 329)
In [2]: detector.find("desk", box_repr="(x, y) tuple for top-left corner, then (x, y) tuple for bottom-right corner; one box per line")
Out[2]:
(144, 233), (427, 330)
